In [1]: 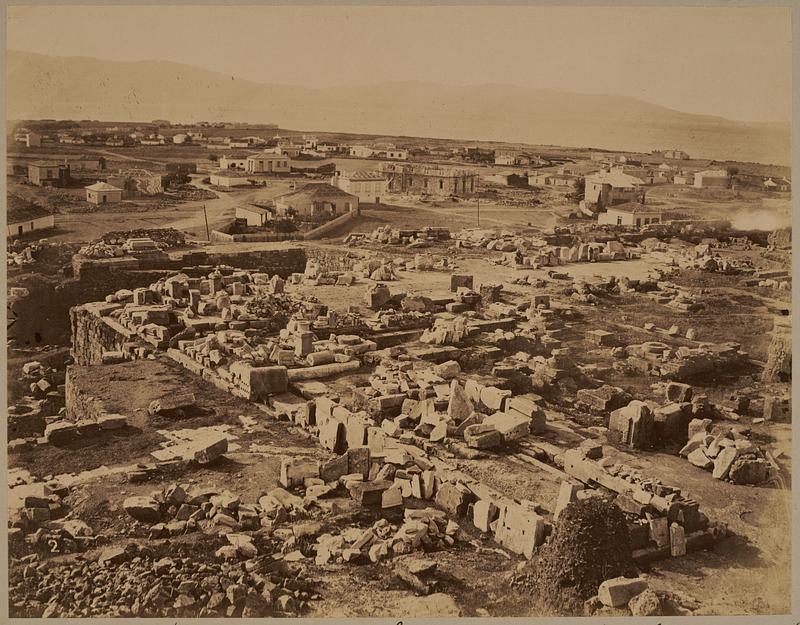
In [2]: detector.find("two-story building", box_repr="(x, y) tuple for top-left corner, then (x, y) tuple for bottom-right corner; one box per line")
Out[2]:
(332, 170), (389, 203)
(584, 169), (645, 208)
(27, 162), (70, 187)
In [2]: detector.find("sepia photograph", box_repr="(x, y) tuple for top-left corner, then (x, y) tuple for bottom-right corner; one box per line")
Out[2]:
(3, 2), (795, 620)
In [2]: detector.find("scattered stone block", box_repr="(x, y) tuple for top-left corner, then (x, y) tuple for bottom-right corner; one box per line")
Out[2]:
(598, 577), (648, 608)
(494, 502), (545, 559)
(123, 496), (161, 523)
(280, 457), (319, 488)
(669, 522), (686, 556)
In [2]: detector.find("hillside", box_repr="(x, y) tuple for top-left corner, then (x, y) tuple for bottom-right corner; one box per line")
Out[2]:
(6, 50), (791, 165)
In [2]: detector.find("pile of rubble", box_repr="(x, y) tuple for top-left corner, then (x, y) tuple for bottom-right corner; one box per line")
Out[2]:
(624, 340), (747, 382)
(101, 228), (187, 248)
(7, 475), (95, 560)
(303, 258), (400, 284)
(561, 443), (728, 562)
(355, 361), (545, 449)
(345, 226), (450, 248)
(123, 482), (304, 540)
(169, 185), (218, 202)
(8, 360), (67, 445)
(493, 241), (632, 269)
(9, 541), (318, 618)
(454, 229), (527, 251)
(8, 241), (42, 266)
(77, 242), (123, 259)
(315, 509), (460, 566)
(679, 420), (773, 485)
(668, 243), (757, 274)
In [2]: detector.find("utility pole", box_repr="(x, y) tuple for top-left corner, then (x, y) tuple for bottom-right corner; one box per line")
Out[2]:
(202, 204), (210, 241)
(477, 198), (480, 227)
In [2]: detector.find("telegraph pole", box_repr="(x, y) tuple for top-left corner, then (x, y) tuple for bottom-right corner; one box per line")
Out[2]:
(203, 204), (210, 241)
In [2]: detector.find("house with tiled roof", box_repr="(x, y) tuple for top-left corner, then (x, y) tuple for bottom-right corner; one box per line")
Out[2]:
(331, 169), (389, 203)
(85, 182), (123, 205)
(7, 196), (55, 237)
(274, 183), (358, 218)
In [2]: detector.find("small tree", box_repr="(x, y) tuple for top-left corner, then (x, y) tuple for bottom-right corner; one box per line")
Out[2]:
(566, 177), (585, 202)
(273, 218), (297, 233)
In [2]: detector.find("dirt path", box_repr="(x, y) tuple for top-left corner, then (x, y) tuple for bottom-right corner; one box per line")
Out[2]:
(86, 148), (167, 167)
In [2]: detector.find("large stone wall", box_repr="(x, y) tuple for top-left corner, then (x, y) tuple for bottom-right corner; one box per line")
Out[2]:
(70, 304), (137, 366)
(209, 248), (306, 277)
(10, 270), (169, 347)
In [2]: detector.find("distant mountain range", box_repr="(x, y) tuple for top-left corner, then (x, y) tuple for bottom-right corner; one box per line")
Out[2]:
(6, 50), (791, 165)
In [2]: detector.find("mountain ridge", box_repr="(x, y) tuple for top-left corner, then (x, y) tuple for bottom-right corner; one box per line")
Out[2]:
(6, 50), (790, 165)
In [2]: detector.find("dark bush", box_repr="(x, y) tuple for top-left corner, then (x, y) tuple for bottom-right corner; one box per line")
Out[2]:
(527, 497), (638, 615)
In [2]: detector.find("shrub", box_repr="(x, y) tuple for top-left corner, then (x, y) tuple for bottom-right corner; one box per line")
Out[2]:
(526, 497), (637, 615)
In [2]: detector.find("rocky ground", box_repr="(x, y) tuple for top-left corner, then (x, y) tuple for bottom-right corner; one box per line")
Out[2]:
(6, 215), (792, 618)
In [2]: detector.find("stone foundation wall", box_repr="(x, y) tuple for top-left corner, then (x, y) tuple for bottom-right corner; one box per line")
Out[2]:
(74, 248), (307, 281)
(65, 366), (108, 420)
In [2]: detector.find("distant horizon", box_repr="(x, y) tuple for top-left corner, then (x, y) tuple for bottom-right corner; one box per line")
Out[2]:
(6, 5), (792, 124)
(5, 49), (790, 129)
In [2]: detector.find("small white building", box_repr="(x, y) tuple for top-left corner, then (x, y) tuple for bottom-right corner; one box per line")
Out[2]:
(382, 148), (408, 160)
(218, 153), (250, 170)
(7, 196), (55, 237)
(349, 145), (375, 158)
(694, 169), (729, 188)
(209, 170), (253, 188)
(235, 205), (272, 227)
(85, 182), (124, 205)
(598, 202), (662, 228)
(25, 132), (42, 148)
(332, 170), (389, 203)
(275, 183), (358, 218)
(246, 153), (291, 174)
(228, 138), (252, 149)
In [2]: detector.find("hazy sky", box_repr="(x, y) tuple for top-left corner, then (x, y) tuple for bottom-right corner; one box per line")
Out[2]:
(6, 5), (792, 122)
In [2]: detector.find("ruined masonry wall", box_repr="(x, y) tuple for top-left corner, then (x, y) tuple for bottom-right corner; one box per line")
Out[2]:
(65, 366), (108, 420)
(10, 270), (168, 347)
(70, 306), (134, 366)
(208, 248), (306, 277)
(305, 247), (361, 273)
